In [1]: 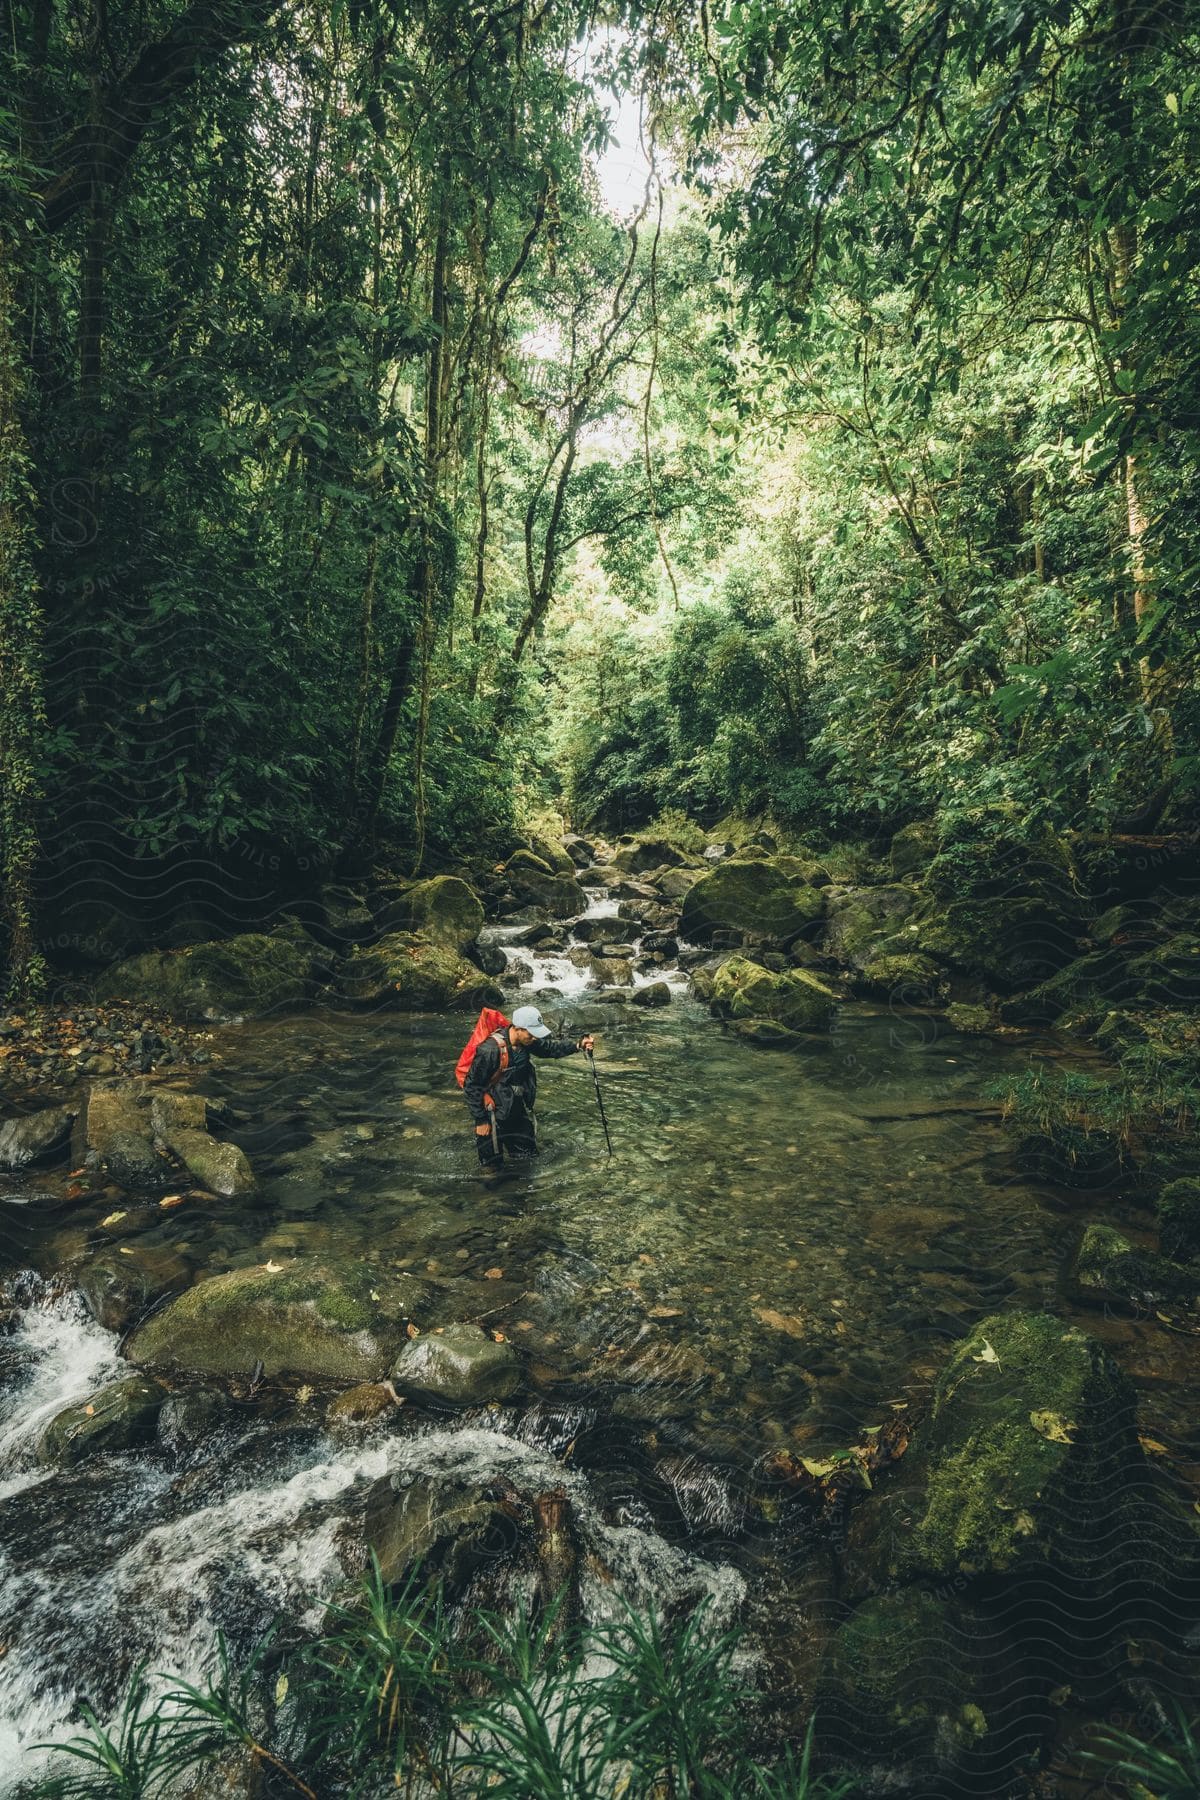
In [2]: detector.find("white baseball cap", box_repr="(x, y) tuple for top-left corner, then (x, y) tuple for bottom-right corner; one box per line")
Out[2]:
(511, 1004), (552, 1039)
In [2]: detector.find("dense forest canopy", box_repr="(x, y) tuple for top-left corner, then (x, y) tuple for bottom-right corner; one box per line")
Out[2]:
(3, 0), (1199, 992)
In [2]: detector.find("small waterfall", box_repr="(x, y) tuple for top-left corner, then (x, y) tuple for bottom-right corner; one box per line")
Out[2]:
(0, 1288), (745, 1794)
(0, 1281), (126, 1505)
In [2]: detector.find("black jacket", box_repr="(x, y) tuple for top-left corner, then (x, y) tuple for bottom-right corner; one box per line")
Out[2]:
(463, 1028), (580, 1126)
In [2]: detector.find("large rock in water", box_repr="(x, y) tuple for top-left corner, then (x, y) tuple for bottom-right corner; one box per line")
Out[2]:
(680, 859), (825, 945)
(72, 1081), (163, 1188)
(341, 932), (503, 1010)
(710, 955), (838, 1032)
(363, 1471), (523, 1590)
(397, 876), (484, 949)
(0, 1107), (75, 1171)
(97, 924), (321, 1020)
(816, 1590), (1027, 1794)
(610, 836), (687, 873)
(391, 1320), (520, 1406)
(37, 1375), (166, 1467)
(852, 1312), (1145, 1587)
(127, 1262), (431, 1383)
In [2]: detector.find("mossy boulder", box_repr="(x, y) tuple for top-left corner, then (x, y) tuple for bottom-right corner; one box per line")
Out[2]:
(610, 836), (687, 874)
(503, 851), (587, 918)
(341, 931), (503, 1010)
(391, 1320), (520, 1406)
(824, 884), (919, 970)
(945, 1001), (994, 1033)
(900, 1312), (1139, 1582)
(1158, 1178), (1200, 1263)
(710, 955), (838, 1033)
(855, 952), (946, 1003)
(127, 1261), (431, 1384)
(165, 1129), (255, 1198)
(913, 897), (1082, 991)
(401, 876), (484, 949)
(98, 926), (321, 1020)
(1072, 1221), (1197, 1307)
(816, 1590), (1020, 1791)
(890, 819), (941, 878)
(680, 859), (825, 946)
(37, 1374), (166, 1467)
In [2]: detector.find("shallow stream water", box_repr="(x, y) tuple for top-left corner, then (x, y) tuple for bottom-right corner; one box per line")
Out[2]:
(1, 885), (1196, 1789)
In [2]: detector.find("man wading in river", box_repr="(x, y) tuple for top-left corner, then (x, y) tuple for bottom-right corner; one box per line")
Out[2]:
(464, 1005), (594, 1174)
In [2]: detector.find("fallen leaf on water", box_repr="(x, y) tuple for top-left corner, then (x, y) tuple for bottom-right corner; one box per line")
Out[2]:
(262, 1260), (283, 1273)
(370, 1290), (380, 1302)
(1030, 1409), (1077, 1444)
(484, 1267), (503, 1280)
(492, 1331), (506, 1343)
(100, 1211), (126, 1228)
(1138, 1435), (1170, 1456)
(160, 1195), (185, 1210)
(972, 1340), (1000, 1366)
(69, 1167), (86, 1178)
(275, 1674), (289, 1706)
(119, 1247), (135, 1256)
(406, 1323), (420, 1339)
(84, 1405), (95, 1417)
(515, 1321), (534, 1332)
(649, 1306), (683, 1318)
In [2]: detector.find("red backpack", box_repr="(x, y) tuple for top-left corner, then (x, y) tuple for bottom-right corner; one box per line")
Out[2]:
(455, 1007), (512, 1091)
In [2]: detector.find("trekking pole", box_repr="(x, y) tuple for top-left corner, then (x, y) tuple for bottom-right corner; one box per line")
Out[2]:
(586, 1048), (613, 1157)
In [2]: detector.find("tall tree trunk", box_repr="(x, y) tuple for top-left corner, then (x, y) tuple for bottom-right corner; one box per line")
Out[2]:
(0, 249), (49, 996)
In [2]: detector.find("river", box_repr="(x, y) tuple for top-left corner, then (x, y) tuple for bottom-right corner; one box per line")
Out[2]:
(0, 883), (1192, 1790)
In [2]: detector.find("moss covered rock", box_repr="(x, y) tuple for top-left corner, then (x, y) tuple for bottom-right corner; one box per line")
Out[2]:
(610, 836), (687, 874)
(710, 955), (838, 1032)
(906, 1312), (1138, 1581)
(680, 859), (824, 946)
(1073, 1221), (1197, 1306)
(914, 896), (1082, 991)
(341, 931), (502, 1010)
(37, 1375), (166, 1467)
(503, 853), (588, 917)
(399, 875), (484, 949)
(1159, 1177), (1200, 1263)
(890, 819), (941, 878)
(127, 1261), (431, 1383)
(166, 1129), (255, 1198)
(391, 1320), (520, 1406)
(816, 1590), (1019, 1790)
(855, 952), (946, 1003)
(824, 884), (918, 969)
(98, 926), (321, 1020)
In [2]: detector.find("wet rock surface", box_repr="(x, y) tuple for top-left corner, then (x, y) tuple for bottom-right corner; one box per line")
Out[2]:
(391, 1321), (520, 1407)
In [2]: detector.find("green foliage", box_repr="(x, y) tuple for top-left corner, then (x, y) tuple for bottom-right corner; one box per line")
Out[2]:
(25, 1570), (852, 1800)
(1078, 1701), (1200, 1799)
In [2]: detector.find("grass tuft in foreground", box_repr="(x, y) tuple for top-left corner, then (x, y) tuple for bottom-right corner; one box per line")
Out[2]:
(25, 1558), (854, 1799)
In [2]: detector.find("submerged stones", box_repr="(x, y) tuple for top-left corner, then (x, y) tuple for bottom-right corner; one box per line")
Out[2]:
(71, 1077), (253, 1197)
(391, 1320), (519, 1406)
(127, 1262), (430, 1384)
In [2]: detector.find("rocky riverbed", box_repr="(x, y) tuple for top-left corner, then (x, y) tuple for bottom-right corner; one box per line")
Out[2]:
(1, 820), (1199, 1793)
